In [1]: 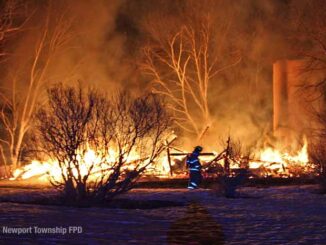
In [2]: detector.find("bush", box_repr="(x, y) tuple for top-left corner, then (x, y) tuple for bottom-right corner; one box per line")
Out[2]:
(35, 83), (172, 203)
(219, 169), (248, 198)
(310, 141), (326, 193)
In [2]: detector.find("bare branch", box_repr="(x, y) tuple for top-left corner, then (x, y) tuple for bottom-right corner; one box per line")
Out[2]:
(141, 8), (241, 139)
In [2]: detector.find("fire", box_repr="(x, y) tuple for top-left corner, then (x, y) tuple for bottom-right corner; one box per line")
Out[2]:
(249, 138), (315, 177)
(10, 148), (168, 182)
(10, 138), (316, 182)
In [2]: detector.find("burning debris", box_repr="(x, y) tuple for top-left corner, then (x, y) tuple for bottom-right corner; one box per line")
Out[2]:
(0, 0), (323, 198)
(11, 135), (316, 183)
(7, 83), (173, 202)
(166, 136), (315, 178)
(0, 1), (326, 244)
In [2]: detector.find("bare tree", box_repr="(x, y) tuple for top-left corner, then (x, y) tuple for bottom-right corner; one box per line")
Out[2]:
(291, 0), (326, 189)
(0, 3), (74, 172)
(291, 0), (326, 87)
(309, 85), (326, 192)
(0, 0), (28, 58)
(35, 83), (172, 203)
(142, 3), (241, 139)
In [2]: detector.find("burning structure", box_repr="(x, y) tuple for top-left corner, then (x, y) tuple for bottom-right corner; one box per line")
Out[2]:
(9, 59), (317, 182)
(0, 0), (324, 187)
(0, 2), (325, 244)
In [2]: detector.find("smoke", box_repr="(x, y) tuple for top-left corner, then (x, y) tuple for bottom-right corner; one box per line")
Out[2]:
(1, 0), (135, 92)
(51, 0), (132, 88)
(120, 0), (297, 151)
(0, 0), (320, 151)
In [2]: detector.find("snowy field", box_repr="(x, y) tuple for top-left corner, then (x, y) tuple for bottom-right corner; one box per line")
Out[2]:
(0, 185), (325, 244)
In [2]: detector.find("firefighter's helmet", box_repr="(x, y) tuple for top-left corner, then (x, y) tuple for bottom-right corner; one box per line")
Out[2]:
(194, 146), (203, 152)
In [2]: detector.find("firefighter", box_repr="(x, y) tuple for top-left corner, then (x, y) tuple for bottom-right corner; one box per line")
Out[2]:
(186, 146), (203, 189)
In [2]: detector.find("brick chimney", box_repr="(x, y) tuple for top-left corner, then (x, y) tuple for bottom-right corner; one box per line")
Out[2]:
(273, 59), (309, 145)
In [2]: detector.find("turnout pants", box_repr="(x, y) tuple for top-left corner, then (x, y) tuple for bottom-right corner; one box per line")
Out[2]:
(188, 170), (202, 189)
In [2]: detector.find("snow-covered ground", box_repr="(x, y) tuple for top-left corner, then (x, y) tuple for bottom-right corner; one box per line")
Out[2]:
(0, 185), (325, 244)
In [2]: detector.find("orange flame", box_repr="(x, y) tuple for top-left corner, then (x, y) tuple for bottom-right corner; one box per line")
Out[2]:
(10, 138), (315, 181)
(10, 148), (169, 182)
(249, 137), (314, 177)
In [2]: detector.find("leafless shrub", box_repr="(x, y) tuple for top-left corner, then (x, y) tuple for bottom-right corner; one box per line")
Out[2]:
(35, 83), (172, 203)
(310, 140), (326, 193)
(93, 91), (172, 201)
(307, 81), (326, 192)
(213, 136), (250, 198)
